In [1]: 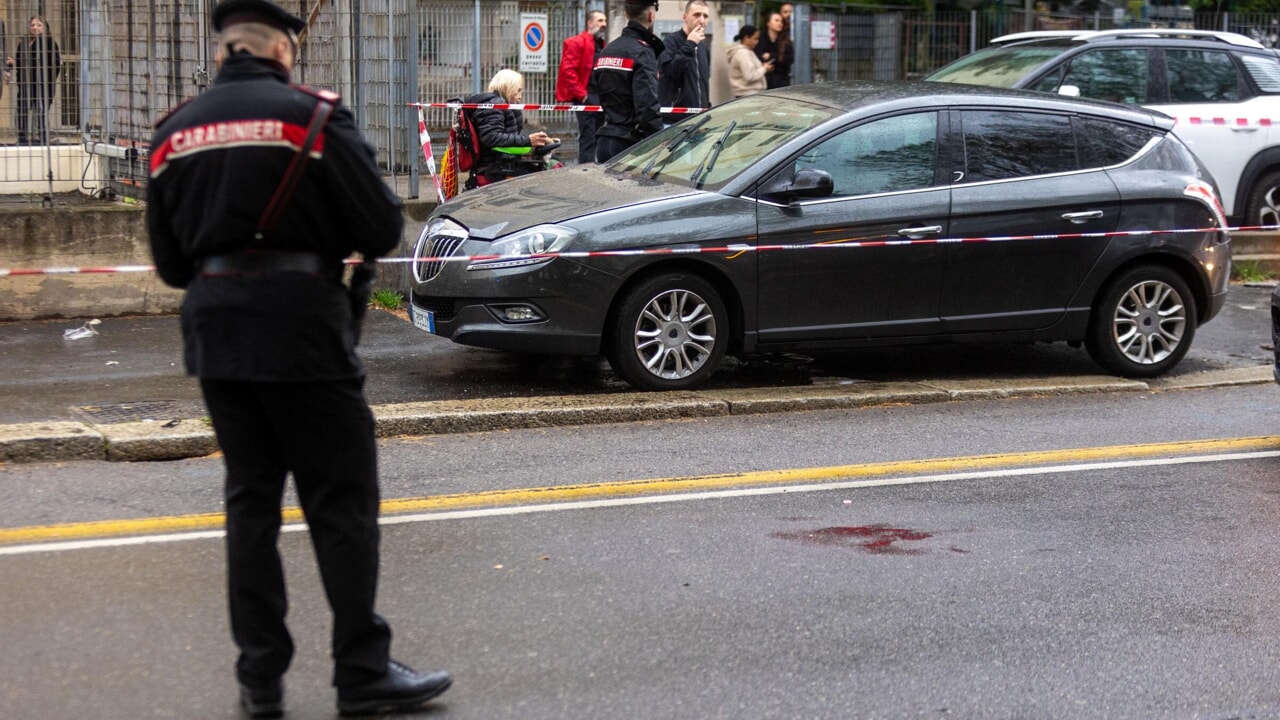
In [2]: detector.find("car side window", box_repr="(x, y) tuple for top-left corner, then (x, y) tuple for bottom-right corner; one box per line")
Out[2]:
(960, 110), (1078, 182)
(793, 112), (938, 197)
(1056, 49), (1149, 104)
(1076, 117), (1160, 167)
(1166, 49), (1241, 103)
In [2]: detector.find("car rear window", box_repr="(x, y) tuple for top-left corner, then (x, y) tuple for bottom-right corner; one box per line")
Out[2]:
(1241, 54), (1280, 93)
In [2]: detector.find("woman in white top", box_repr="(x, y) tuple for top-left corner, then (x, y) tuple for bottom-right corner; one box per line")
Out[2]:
(726, 25), (773, 98)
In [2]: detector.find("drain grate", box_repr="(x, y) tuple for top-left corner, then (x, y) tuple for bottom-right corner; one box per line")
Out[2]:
(73, 400), (206, 425)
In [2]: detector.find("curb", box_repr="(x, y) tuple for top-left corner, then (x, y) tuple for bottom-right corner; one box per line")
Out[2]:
(0, 367), (1270, 464)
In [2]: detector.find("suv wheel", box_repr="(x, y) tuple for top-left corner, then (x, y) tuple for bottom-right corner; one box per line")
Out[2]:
(1085, 265), (1197, 378)
(607, 272), (728, 391)
(1245, 169), (1280, 229)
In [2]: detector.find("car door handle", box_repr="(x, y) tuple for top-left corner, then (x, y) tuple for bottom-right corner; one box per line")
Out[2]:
(1061, 210), (1104, 224)
(1229, 126), (1259, 133)
(897, 225), (942, 239)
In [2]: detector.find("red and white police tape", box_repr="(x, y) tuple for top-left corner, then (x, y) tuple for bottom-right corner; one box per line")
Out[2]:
(0, 225), (1254, 277)
(410, 102), (705, 115)
(417, 110), (446, 204)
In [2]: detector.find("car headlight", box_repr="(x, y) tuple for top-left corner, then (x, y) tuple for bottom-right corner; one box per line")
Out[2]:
(468, 224), (578, 271)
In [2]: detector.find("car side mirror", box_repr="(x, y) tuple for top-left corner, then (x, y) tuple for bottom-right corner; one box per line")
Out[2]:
(1058, 85), (1081, 98)
(760, 167), (835, 202)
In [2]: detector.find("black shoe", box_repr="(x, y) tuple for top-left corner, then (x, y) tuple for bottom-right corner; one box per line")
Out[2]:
(239, 679), (284, 718)
(336, 660), (451, 716)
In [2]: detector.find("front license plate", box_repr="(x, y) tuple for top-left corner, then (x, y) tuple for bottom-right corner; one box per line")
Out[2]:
(411, 306), (436, 334)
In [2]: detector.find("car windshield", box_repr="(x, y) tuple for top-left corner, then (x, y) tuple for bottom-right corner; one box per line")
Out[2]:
(608, 96), (840, 191)
(926, 42), (1074, 87)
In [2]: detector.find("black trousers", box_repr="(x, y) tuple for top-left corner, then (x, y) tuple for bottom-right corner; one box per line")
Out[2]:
(15, 87), (52, 145)
(200, 377), (391, 688)
(575, 110), (598, 164)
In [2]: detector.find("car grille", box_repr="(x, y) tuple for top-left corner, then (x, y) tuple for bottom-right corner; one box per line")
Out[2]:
(414, 295), (463, 322)
(413, 229), (468, 283)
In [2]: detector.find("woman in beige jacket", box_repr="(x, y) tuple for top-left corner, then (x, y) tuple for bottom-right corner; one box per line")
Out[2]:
(726, 26), (773, 98)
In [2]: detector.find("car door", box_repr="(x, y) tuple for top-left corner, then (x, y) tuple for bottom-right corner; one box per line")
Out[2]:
(753, 111), (950, 344)
(942, 108), (1121, 333)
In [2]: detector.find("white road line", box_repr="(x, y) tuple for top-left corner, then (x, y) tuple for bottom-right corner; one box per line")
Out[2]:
(3, 449), (1277, 557)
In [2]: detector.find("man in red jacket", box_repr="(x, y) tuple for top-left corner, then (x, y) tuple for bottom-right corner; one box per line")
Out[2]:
(555, 9), (607, 163)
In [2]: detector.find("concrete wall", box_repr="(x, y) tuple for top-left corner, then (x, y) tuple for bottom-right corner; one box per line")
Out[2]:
(0, 200), (437, 321)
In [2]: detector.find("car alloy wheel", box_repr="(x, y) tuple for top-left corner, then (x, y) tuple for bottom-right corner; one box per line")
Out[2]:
(607, 272), (729, 391)
(1085, 265), (1196, 378)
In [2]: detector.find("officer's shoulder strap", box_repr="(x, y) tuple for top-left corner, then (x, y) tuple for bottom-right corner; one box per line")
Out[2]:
(291, 84), (342, 104)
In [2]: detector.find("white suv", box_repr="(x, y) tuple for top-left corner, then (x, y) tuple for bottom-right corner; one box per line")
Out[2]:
(928, 29), (1280, 226)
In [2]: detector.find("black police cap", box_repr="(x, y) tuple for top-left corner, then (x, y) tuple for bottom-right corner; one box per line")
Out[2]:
(212, 0), (306, 34)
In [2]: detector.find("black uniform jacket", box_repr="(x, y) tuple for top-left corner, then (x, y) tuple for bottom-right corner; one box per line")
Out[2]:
(657, 28), (710, 124)
(146, 53), (402, 382)
(587, 21), (664, 143)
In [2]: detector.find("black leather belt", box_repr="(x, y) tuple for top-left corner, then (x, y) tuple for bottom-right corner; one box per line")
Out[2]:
(199, 251), (329, 276)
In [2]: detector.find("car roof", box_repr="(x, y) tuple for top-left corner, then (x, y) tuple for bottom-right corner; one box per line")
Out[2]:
(761, 80), (1176, 130)
(990, 28), (1267, 49)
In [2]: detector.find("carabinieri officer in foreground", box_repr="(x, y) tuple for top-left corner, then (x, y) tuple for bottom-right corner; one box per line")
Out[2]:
(146, 0), (452, 716)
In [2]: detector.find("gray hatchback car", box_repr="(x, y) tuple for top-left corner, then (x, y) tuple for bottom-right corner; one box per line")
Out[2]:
(410, 82), (1231, 391)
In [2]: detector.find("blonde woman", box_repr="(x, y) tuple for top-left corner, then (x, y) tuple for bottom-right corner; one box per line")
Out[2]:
(727, 26), (772, 98)
(468, 69), (558, 187)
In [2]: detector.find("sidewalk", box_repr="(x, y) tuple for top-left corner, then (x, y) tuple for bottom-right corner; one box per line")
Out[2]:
(1, 283), (1274, 464)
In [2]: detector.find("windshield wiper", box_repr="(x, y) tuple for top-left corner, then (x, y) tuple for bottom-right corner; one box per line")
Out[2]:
(690, 120), (736, 188)
(642, 115), (711, 179)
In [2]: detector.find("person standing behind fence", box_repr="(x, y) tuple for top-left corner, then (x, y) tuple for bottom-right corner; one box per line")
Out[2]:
(588, 0), (664, 163)
(0, 20), (6, 103)
(5, 16), (61, 145)
(658, 0), (711, 126)
(555, 10), (607, 164)
(754, 11), (791, 89)
(727, 26), (772, 98)
(146, 1), (452, 716)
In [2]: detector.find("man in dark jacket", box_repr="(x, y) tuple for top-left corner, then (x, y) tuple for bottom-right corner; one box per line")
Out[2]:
(658, 0), (711, 125)
(588, 0), (664, 163)
(146, 1), (451, 717)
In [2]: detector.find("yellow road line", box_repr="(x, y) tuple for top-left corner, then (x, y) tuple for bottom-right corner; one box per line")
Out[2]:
(4, 435), (1278, 545)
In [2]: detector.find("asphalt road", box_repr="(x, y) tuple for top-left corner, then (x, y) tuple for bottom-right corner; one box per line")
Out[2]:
(0, 283), (1274, 426)
(3, 386), (1280, 719)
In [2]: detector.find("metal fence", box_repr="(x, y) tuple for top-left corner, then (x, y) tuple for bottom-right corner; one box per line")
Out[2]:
(5, 1), (1280, 203)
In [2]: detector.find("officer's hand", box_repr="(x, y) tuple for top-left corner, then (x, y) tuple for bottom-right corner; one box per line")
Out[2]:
(688, 25), (706, 44)
(530, 132), (553, 147)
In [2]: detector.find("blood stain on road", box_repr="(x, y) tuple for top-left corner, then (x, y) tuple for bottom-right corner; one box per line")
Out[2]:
(770, 525), (932, 555)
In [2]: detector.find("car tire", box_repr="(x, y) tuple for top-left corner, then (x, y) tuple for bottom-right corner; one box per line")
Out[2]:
(1245, 169), (1280, 230)
(607, 272), (728, 391)
(1085, 265), (1197, 378)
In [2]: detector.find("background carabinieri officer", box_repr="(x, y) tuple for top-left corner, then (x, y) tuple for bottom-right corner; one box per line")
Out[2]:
(145, 1), (451, 717)
(587, 0), (664, 163)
